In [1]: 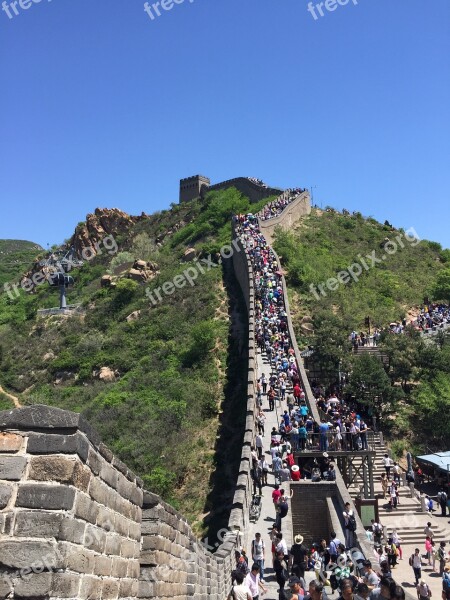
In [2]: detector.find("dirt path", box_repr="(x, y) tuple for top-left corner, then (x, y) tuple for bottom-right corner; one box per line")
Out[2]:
(0, 385), (22, 408)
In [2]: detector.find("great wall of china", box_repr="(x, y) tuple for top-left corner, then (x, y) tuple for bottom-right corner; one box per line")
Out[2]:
(0, 187), (410, 599)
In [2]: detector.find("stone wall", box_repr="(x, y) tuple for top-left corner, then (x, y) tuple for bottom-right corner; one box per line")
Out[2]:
(0, 405), (142, 600)
(209, 177), (282, 204)
(257, 191), (311, 245)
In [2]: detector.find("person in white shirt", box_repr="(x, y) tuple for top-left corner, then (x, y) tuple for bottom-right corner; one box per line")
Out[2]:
(383, 454), (393, 479)
(245, 563), (267, 599)
(229, 571), (252, 600)
(251, 533), (266, 583)
(410, 547), (422, 585)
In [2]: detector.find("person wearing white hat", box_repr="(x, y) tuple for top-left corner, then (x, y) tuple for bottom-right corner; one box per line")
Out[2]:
(290, 534), (308, 579)
(291, 464), (301, 481)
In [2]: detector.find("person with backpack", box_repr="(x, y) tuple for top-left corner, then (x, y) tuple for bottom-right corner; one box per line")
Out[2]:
(343, 502), (357, 550)
(438, 542), (448, 576)
(438, 489), (448, 517)
(251, 533), (266, 584)
(370, 519), (383, 546)
(409, 548), (422, 585)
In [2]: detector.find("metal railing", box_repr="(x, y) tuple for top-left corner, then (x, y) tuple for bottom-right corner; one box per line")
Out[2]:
(287, 431), (377, 453)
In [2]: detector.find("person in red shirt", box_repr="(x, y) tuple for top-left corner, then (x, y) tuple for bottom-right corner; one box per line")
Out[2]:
(272, 485), (282, 507)
(293, 383), (302, 402)
(286, 451), (295, 468)
(291, 465), (301, 481)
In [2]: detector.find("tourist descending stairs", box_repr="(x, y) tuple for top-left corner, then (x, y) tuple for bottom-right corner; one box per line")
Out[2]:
(347, 432), (449, 596)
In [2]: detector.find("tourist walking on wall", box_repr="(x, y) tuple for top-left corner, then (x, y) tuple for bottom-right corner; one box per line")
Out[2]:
(438, 542), (448, 576)
(245, 563), (268, 599)
(343, 502), (357, 549)
(228, 571), (252, 600)
(409, 548), (422, 585)
(251, 533), (266, 583)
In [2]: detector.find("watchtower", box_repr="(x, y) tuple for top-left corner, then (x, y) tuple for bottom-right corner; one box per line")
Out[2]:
(179, 175), (210, 203)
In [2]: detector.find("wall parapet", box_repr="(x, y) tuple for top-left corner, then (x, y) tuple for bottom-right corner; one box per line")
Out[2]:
(0, 405), (241, 600)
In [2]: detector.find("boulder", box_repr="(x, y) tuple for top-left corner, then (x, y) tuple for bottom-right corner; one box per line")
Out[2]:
(127, 269), (147, 283)
(126, 310), (141, 322)
(133, 260), (147, 271)
(98, 367), (116, 383)
(182, 248), (196, 262)
(101, 275), (113, 288)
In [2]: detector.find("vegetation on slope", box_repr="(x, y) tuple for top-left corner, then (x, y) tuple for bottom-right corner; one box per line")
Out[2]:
(274, 208), (450, 454)
(0, 188), (264, 534)
(0, 239), (44, 287)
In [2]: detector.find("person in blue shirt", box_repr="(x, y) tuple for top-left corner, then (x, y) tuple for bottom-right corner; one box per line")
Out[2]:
(319, 422), (330, 451)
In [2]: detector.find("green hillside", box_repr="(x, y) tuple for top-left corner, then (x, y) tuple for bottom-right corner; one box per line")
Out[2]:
(0, 189), (266, 535)
(0, 239), (44, 287)
(274, 208), (450, 453)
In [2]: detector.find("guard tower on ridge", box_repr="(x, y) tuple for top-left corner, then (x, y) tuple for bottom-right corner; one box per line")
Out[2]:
(179, 175), (211, 203)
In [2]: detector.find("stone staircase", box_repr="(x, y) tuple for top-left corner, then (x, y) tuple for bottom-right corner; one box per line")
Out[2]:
(349, 433), (448, 546)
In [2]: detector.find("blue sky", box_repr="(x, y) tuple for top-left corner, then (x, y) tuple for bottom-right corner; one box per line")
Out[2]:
(1, 0), (449, 249)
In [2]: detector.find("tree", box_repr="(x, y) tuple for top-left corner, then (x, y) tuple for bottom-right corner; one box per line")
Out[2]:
(347, 353), (400, 419)
(411, 372), (450, 449)
(433, 268), (450, 303)
(310, 313), (351, 386)
(381, 331), (421, 391)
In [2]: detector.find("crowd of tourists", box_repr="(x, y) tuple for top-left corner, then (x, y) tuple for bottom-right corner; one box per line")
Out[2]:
(258, 188), (306, 221)
(415, 303), (450, 331)
(348, 303), (450, 348)
(249, 177), (269, 187)
(232, 207), (450, 600)
(229, 524), (448, 600)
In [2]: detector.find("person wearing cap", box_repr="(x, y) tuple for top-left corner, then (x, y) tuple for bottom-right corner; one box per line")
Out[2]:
(290, 534), (308, 579)
(291, 464), (301, 481)
(416, 580), (431, 600)
(289, 576), (304, 600)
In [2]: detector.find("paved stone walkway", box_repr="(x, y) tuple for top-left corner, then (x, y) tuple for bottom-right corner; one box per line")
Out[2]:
(244, 348), (293, 599)
(370, 456), (450, 598)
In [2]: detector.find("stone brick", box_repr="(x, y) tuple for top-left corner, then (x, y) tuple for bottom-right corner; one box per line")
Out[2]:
(79, 575), (103, 599)
(121, 538), (138, 558)
(98, 442), (114, 463)
(27, 431), (89, 461)
(100, 461), (119, 490)
(0, 456), (27, 481)
(74, 492), (99, 525)
(29, 455), (77, 482)
(101, 578), (119, 600)
(60, 543), (95, 574)
(51, 572), (81, 597)
(0, 483), (13, 509)
(0, 540), (58, 569)
(85, 523), (107, 554)
(86, 447), (103, 476)
(14, 511), (64, 537)
(119, 578), (133, 597)
(127, 559), (140, 579)
(94, 554), (112, 577)
(96, 505), (115, 532)
(72, 462), (91, 492)
(88, 476), (109, 505)
(13, 572), (52, 597)
(16, 483), (76, 510)
(59, 516), (86, 544)
(105, 532), (122, 556)
(113, 513), (129, 537)
(128, 519), (141, 541)
(111, 556), (128, 578)
(0, 432), (22, 453)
